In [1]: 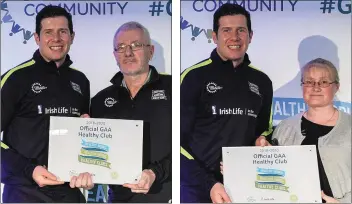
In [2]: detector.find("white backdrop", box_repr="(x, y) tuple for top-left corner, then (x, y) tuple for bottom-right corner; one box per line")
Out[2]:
(1, 0), (171, 202)
(181, 0), (351, 125)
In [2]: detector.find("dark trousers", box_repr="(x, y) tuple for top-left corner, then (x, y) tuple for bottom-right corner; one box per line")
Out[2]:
(2, 184), (86, 203)
(108, 181), (172, 203)
(180, 184), (211, 203)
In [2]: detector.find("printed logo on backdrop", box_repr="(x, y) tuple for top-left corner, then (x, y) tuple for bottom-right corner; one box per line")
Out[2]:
(272, 97), (351, 125)
(1, 0), (171, 44)
(83, 184), (108, 203)
(1, 0), (34, 44)
(181, 0), (351, 43)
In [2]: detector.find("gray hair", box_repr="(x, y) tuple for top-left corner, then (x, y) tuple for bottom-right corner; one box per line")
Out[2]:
(301, 58), (340, 83)
(113, 21), (151, 49)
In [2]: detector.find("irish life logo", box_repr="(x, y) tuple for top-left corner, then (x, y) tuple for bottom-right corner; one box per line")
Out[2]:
(78, 139), (111, 169)
(255, 167), (289, 192)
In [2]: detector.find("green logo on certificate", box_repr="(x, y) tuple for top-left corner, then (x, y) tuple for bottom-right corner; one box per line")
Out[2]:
(290, 194), (298, 202)
(78, 139), (111, 168)
(111, 172), (119, 179)
(255, 167), (289, 192)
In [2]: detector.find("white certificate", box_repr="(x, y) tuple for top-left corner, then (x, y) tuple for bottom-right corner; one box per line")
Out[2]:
(48, 116), (143, 185)
(222, 145), (322, 203)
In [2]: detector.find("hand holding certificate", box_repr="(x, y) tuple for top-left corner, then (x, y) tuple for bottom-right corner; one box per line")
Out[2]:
(48, 116), (144, 185)
(123, 169), (156, 194)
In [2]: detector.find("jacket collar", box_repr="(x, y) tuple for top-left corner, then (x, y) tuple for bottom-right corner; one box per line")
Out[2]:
(210, 48), (251, 71)
(110, 65), (160, 86)
(33, 49), (73, 72)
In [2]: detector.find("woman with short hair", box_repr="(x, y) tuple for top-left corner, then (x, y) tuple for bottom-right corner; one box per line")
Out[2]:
(266, 58), (351, 203)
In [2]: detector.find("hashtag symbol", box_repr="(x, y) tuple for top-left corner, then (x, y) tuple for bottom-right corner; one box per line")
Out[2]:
(320, 0), (335, 13)
(149, 1), (164, 16)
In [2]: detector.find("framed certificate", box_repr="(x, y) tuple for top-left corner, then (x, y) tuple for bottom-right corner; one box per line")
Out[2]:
(222, 146), (322, 203)
(48, 116), (143, 185)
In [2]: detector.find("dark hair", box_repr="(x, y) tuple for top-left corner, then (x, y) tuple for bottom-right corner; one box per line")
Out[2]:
(36, 5), (73, 36)
(213, 3), (252, 35)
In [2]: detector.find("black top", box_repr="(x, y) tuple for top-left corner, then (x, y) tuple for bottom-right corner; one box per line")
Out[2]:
(181, 49), (273, 192)
(301, 116), (334, 200)
(1, 50), (90, 186)
(90, 66), (171, 202)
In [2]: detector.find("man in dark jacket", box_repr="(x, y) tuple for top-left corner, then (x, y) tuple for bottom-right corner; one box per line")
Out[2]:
(1, 5), (93, 202)
(181, 3), (273, 203)
(90, 21), (172, 203)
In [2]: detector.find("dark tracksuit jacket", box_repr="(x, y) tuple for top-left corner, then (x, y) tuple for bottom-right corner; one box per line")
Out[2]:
(1, 50), (90, 203)
(90, 65), (172, 203)
(180, 49), (273, 202)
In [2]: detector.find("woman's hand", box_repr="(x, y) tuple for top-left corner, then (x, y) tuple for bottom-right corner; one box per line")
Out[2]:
(322, 191), (339, 203)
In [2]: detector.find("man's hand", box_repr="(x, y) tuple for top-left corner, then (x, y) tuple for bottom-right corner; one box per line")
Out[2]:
(322, 191), (340, 203)
(69, 172), (94, 190)
(123, 169), (156, 194)
(80, 114), (90, 118)
(255, 135), (272, 147)
(32, 165), (65, 187)
(210, 182), (231, 203)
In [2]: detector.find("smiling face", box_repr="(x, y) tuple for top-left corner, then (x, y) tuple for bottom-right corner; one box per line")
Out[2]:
(34, 16), (74, 66)
(302, 66), (339, 108)
(212, 14), (253, 63)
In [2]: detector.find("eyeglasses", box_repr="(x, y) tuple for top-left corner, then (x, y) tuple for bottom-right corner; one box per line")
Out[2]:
(114, 42), (150, 53)
(301, 80), (337, 88)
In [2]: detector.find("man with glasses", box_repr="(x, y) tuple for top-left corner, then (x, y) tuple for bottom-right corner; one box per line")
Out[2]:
(90, 21), (172, 203)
